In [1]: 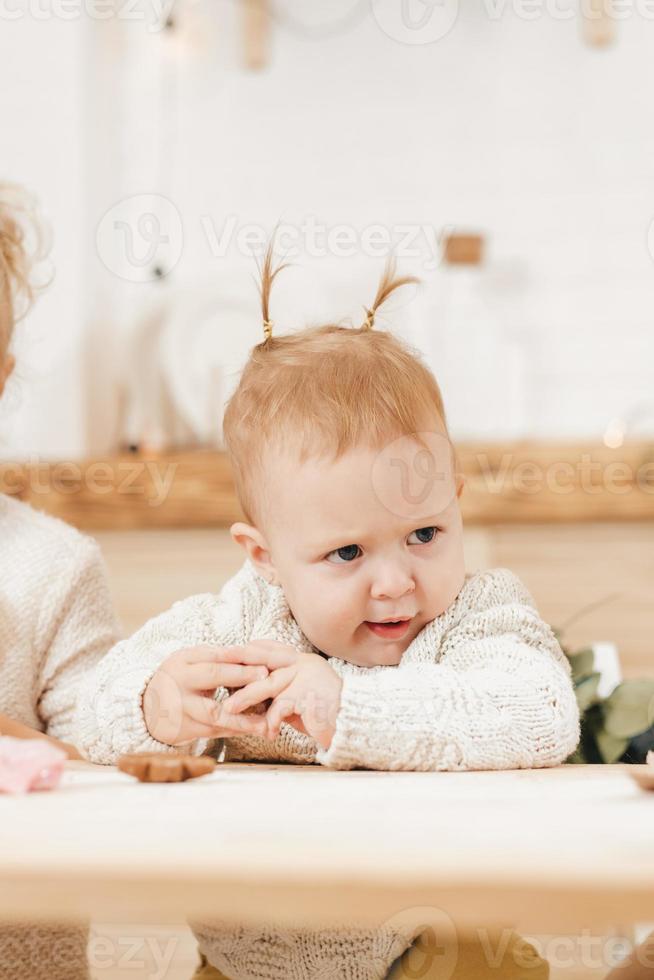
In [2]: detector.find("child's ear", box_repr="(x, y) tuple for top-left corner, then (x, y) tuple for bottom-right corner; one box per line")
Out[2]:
(230, 522), (278, 585)
(0, 354), (15, 397)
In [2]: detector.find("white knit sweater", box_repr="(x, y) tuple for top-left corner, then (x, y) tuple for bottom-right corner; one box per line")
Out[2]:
(0, 493), (118, 744)
(0, 493), (119, 980)
(76, 557), (580, 980)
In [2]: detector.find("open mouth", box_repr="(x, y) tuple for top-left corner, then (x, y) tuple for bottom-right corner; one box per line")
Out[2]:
(365, 619), (412, 639)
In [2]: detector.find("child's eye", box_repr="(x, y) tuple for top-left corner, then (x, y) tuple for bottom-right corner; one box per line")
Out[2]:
(408, 526), (439, 545)
(325, 527), (439, 564)
(325, 544), (361, 565)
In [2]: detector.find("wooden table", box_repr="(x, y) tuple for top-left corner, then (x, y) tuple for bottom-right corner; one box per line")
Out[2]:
(0, 762), (652, 934)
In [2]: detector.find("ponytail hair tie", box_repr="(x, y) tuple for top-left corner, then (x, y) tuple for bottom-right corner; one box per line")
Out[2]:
(360, 259), (420, 333)
(258, 233), (289, 344)
(362, 307), (375, 331)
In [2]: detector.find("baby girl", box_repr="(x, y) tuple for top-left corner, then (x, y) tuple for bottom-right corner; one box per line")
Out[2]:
(76, 247), (580, 979)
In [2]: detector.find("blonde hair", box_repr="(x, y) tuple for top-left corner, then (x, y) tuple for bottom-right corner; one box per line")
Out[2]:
(223, 244), (455, 528)
(0, 184), (42, 364)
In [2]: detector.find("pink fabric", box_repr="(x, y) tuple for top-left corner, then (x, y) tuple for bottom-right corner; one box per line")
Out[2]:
(0, 736), (66, 794)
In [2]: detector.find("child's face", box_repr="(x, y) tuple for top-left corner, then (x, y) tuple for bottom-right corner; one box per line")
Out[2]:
(232, 425), (466, 667)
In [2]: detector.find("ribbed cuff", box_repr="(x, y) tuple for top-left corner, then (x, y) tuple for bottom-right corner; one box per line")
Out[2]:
(98, 664), (210, 760)
(314, 673), (383, 770)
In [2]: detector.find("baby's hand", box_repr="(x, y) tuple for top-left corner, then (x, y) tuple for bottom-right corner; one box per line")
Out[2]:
(142, 645), (271, 746)
(221, 640), (343, 751)
(0, 713), (82, 761)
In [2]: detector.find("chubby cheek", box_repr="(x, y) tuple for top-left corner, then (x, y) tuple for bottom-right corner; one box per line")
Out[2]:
(314, 597), (358, 645)
(429, 552), (467, 617)
(288, 581), (357, 653)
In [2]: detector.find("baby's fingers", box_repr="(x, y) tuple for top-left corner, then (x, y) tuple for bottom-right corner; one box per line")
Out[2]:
(218, 643), (298, 671)
(266, 695), (297, 742)
(185, 695), (268, 737)
(223, 668), (293, 715)
(185, 661), (268, 692)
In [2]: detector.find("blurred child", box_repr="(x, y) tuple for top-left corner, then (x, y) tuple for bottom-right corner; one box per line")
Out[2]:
(0, 183), (119, 979)
(76, 245), (580, 979)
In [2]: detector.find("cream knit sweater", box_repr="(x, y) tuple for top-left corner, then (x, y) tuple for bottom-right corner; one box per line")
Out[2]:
(0, 492), (119, 980)
(0, 493), (118, 743)
(76, 557), (580, 980)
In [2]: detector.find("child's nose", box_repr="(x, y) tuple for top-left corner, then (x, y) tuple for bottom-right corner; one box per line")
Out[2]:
(370, 566), (416, 601)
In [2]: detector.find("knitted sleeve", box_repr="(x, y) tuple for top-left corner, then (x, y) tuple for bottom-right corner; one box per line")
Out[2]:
(36, 537), (119, 747)
(73, 566), (255, 765)
(315, 569), (580, 772)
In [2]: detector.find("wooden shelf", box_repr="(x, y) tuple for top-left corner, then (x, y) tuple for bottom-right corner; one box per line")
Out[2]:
(2, 442), (653, 530)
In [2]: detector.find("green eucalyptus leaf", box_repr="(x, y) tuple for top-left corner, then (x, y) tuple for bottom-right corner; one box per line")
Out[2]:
(568, 649), (595, 681)
(575, 672), (602, 712)
(603, 680), (654, 738)
(595, 728), (629, 763)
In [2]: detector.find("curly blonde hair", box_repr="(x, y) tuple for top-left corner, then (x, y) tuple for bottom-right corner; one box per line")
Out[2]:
(223, 243), (456, 529)
(0, 184), (42, 365)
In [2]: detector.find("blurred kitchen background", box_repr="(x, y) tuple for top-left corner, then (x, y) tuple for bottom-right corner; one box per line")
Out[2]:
(2, 0), (653, 658)
(3, 0), (654, 456)
(1, 0), (653, 666)
(2, 2), (654, 975)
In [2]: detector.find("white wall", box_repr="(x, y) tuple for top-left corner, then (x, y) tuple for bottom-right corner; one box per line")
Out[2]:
(3, 0), (654, 457)
(0, 9), (88, 459)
